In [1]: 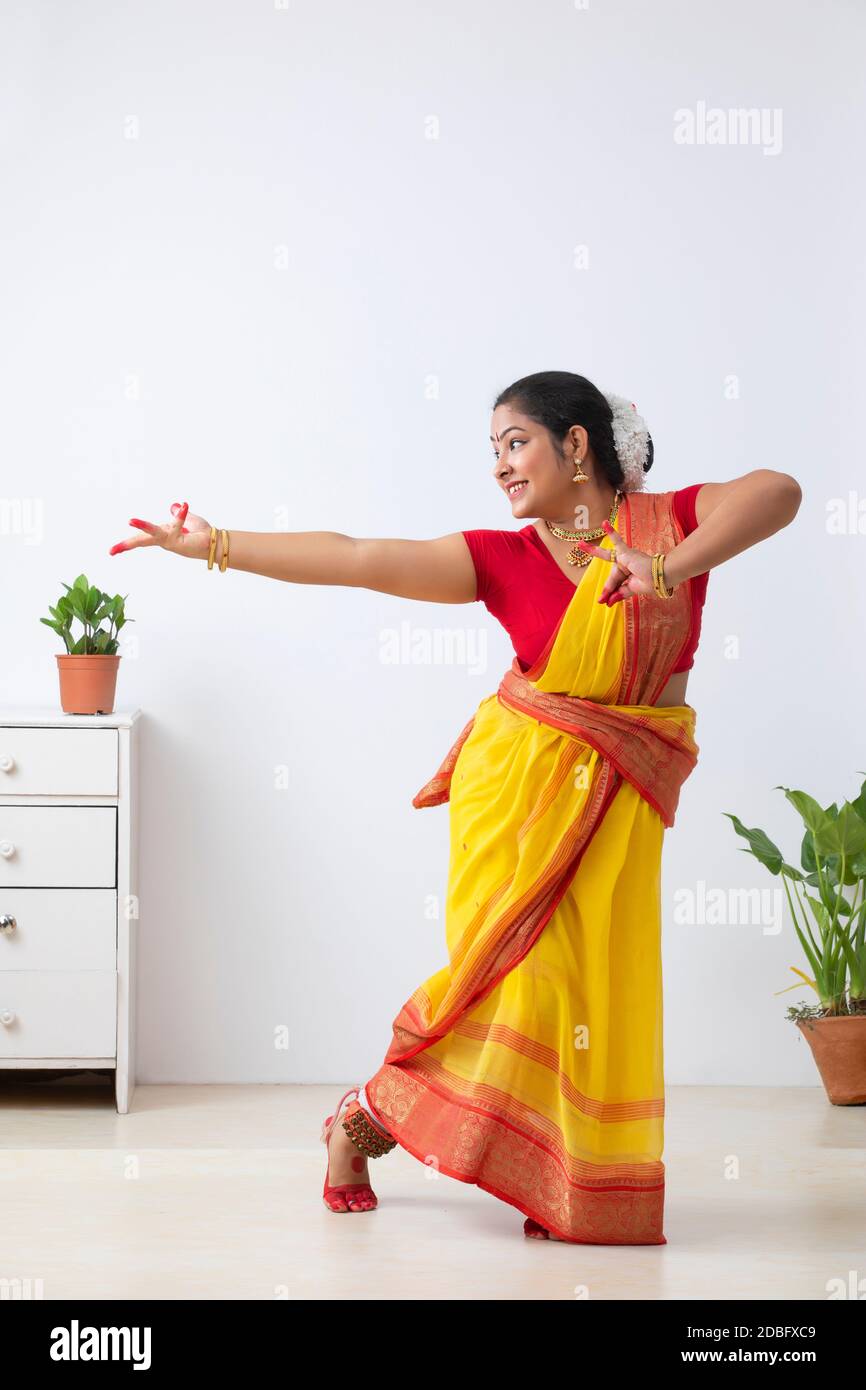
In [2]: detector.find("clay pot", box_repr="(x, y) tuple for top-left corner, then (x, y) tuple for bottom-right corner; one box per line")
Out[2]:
(797, 1015), (866, 1105)
(55, 655), (121, 715)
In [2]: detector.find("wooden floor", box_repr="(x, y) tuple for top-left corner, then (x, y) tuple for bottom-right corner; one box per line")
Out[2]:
(0, 1080), (863, 1300)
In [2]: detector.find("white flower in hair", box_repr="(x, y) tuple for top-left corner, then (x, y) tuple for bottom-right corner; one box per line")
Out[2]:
(603, 392), (651, 493)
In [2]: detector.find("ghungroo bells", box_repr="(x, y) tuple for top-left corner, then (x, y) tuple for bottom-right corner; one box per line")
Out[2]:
(341, 1100), (398, 1158)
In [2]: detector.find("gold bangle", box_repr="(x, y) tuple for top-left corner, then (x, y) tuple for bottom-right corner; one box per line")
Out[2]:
(219, 528), (230, 573)
(207, 526), (218, 570)
(651, 552), (661, 596)
(660, 553), (675, 597)
(652, 552), (674, 599)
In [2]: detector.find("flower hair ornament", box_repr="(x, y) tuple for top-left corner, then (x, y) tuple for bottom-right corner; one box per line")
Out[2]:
(602, 392), (652, 493)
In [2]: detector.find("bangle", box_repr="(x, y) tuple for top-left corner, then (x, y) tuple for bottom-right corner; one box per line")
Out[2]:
(207, 526), (218, 570)
(651, 551), (675, 599)
(219, 528), (230, 573)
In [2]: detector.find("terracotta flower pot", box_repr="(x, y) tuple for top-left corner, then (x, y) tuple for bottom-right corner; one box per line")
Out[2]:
(797, 1016), (866, 1105)
(55, 654), (121, 715)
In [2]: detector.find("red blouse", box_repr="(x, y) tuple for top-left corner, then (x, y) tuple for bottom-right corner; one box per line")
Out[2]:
(462, 484), (709, 675)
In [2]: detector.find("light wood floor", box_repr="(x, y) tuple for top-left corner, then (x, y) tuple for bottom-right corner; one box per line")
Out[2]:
(0, 1080), (863, 1300)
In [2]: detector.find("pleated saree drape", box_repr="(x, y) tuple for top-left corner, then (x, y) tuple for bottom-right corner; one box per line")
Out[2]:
(364, 490), (700, 1244)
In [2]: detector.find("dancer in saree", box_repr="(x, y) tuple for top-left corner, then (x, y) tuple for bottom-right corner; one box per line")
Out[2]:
(109, 371), (801, 1244)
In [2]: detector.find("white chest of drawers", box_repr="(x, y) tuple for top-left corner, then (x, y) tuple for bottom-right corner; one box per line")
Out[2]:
(0, 708), (140, 1112)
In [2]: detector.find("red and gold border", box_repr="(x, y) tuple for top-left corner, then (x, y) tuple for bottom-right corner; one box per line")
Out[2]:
(365, 1062), (666, 1245)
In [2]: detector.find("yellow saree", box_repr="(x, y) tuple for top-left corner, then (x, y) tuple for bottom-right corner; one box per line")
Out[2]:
(364, 490), (700, 1243)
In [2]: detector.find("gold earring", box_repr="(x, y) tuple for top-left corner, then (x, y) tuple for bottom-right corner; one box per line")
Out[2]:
(572, 453), (589, 484)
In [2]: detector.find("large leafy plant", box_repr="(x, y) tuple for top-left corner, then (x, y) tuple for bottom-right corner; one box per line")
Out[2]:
(41, 574), (132, 656)
(724, 779), (866, 1020)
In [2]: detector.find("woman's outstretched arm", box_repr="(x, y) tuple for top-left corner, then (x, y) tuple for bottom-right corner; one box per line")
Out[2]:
(574, 468), (802, 604)
(661, 468), (802, 588)
(109, 503), (478, 604)
(225, 529), (478, 602)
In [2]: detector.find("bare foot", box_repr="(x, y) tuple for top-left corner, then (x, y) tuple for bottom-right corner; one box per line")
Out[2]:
(324, 1121), (377, 1212)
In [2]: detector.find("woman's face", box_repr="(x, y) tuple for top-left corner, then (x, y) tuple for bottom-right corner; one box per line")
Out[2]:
(489, 405), (587, 521)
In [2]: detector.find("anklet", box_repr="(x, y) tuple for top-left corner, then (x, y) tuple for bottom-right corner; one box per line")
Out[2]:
(341, 1100), (397, 1158)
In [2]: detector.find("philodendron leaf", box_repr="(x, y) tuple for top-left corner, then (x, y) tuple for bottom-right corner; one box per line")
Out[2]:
(814, 802), (866, 861)
(804, 847), (851, 888)
(850, 775), (866, 827)
(780, 862), (806, 881)
(801, 830), (817, 875)
(73, 574), (89, 593)
(776, 786), (831, 835)
(722, 813), (783, 874)
(805, 894), (833, 936)
(816, 880), (852, 917)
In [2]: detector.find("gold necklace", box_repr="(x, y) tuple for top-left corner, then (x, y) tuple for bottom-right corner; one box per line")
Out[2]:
(544, 491), (622, 567)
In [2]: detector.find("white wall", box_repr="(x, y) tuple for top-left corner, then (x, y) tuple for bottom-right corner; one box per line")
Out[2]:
(1, 0), (863, 1086)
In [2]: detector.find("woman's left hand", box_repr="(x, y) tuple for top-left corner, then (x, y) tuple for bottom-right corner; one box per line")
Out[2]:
(575, 520), (655, 605)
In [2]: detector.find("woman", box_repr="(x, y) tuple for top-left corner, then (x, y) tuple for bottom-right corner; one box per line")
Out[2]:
(110, 372), (801, 1244)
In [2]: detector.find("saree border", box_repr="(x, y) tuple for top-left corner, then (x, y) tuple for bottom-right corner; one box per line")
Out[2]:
(619, 490), (695, 708)
(365, 1061), (667, 1245)
(496, 675), (697, 828)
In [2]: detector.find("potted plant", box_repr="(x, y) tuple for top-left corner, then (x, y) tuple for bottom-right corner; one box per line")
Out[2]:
(41, 574), (132, 715)
(724, 781), (866, 1104)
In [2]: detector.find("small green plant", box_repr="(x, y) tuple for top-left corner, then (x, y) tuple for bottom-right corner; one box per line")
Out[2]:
(41, 573), (132, 655)
(724, 778), (866, 1020)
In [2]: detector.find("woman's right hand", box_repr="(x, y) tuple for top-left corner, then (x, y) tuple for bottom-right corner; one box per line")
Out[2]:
(109, 502), (213, 560)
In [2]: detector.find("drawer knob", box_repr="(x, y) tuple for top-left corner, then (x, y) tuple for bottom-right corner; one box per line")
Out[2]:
(0, 914), (15, 934)
(0, 755), (14, 773)
(0, 841), (14, 859)
(0, 1009), (15, 1026)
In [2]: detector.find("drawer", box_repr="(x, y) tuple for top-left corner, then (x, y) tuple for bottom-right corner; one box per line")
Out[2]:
(0, 807), (116, 887)
(0, 971), (117, 1057)
(0, 727), (118, 796)
(0, 889), (116, 970)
